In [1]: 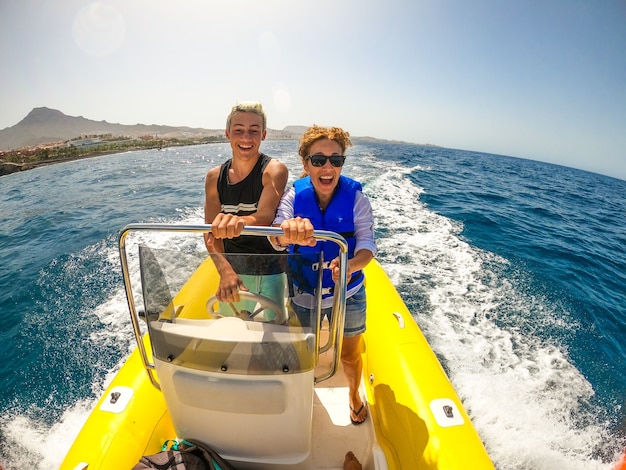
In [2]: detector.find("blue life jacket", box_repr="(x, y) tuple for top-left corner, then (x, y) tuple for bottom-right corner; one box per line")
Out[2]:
(288, 175), (364, 297)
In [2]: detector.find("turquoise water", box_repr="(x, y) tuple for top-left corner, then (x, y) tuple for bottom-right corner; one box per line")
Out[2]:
(0, 141), (624, 469)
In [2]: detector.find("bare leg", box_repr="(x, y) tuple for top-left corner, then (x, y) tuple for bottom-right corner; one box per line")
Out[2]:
(342, 335), (367, 424)
(344, 451), (363, 470)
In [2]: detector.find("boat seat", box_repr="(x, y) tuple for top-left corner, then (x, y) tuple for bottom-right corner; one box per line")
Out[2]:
(151, 316), (317, 468)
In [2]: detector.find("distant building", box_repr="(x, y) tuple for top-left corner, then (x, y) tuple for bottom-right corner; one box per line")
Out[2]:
(67, 137), (102, 148)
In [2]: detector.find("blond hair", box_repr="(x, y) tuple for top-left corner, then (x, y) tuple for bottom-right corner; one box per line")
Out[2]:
(298, 125), (352, 177)
(226, 101), (267, 131)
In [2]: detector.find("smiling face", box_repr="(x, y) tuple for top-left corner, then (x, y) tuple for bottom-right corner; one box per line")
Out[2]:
(304, 138), (344, 209)
(225, 111), (266, 160)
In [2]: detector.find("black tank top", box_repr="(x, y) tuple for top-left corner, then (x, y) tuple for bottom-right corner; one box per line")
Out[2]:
(217, 153), (283, 274)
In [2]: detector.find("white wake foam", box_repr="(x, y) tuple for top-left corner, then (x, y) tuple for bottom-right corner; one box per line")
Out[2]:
(363, 160), (616, 469)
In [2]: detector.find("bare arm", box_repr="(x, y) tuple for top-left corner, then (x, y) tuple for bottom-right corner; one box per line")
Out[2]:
(203, 166), (245, 301)
(254, 159), (289, 225)
(329, 248), (374, 283)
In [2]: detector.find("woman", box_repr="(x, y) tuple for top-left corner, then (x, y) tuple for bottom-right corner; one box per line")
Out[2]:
(270, 125), (376, 425)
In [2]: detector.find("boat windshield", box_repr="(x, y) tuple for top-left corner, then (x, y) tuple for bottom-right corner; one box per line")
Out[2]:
(119, 225), (348, 383)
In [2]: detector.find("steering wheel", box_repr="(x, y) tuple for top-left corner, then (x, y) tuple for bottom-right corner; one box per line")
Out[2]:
(206, 291), (287, 324)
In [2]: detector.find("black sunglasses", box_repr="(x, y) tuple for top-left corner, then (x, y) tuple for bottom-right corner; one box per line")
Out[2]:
(306, 154), (346, 167)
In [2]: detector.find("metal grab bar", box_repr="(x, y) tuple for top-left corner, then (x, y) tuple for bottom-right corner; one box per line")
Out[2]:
(118, 223), (349, 388)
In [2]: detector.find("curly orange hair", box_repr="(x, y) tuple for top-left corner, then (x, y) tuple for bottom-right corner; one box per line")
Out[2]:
(298, 125), (352, 158)
(297, 125), (352, 177)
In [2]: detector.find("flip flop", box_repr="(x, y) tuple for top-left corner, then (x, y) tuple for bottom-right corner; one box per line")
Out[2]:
(343, 451), (363, 470)
(350, 403), (368, 425)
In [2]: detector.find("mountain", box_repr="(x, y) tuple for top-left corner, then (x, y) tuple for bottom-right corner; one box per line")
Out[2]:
(0, 107), (227, 150)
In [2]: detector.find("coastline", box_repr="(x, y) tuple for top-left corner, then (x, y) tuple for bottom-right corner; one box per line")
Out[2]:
(0, 140), (220, 177)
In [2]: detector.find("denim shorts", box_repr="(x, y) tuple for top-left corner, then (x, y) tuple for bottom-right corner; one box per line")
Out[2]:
(291, 284), (366, 337)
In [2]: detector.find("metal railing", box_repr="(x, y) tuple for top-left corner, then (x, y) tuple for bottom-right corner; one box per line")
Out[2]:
(118, 223), (349, 388)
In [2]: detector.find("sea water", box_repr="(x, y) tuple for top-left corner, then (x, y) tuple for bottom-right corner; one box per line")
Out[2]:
(0, 141), (624, 469)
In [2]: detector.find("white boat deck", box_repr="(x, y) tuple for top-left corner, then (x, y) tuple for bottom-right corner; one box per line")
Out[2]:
(311, 350), (376, 470)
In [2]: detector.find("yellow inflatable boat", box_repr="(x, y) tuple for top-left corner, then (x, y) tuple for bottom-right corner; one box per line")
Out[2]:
(61, 224), (494, 470)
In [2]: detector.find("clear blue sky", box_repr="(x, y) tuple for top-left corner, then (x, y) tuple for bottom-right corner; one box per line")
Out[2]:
(1, 0), (625, 179)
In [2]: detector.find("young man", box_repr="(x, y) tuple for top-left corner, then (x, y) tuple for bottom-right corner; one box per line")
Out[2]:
(204, 102), (288, 310)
